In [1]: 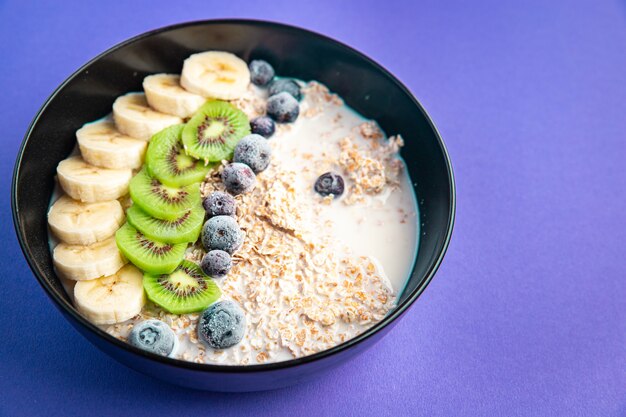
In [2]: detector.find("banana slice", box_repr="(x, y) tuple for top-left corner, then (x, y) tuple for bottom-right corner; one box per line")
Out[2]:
(53, 236), (128, 281)
(113, 92), (182, 141)
(74, 264), (145, 325)
(76, 119), (147, 169)
(48, 195), (125, 245)
(143, 74), (206, 118)
(180, 51), (250, 100)
(57, 155), (132, 202)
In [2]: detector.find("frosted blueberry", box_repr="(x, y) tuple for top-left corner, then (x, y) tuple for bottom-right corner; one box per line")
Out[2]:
(203, 191), (236, 217)
(200, 250), (232, 278)
(267, 92), (299, 123)
(268, 78), (302, 101)
(222, 162), (256, 195)
(250, 116), (275, 138)
(249, 60), (275, 86)
(201, 215), (243, 254)
(198, 301), (246, 349)
(128, 320), (176, 357)
(233, 134), (272, 173)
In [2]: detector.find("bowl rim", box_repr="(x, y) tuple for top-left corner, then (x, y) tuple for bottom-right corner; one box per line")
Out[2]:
(11, 18), (456, 373)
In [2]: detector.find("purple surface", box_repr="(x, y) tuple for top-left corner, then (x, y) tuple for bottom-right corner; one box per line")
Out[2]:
(1, 0), (625, 415)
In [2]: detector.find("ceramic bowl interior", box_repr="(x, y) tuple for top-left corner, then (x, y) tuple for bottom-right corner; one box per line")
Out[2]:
(12, 19), (454, 390)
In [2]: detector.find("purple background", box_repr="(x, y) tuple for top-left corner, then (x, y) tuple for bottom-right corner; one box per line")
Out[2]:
(1, 1), (624, 416)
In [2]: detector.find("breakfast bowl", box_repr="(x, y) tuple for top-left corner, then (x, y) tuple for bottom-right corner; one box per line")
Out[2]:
(11, 19), (455, 392)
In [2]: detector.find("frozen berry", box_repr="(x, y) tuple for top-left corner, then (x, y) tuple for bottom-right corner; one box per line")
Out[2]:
(222, 162), (256, 195)
(198, 301), (246, 349)
(267, 92), (299, 123)
(128, 320), (176, 357)
(233, 134), (272, 174)
(203, 191), (236, 217)
(249, 60), (275, 86)
(314, 172), (345, 197)
(268, 78), (302, 101)
(200, 250), (232, 278)
(250, 116), (275, 138)
(201, 215), (243, 254)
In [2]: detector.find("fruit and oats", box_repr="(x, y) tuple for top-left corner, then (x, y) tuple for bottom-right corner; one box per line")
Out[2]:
(46, 50), (418, 365)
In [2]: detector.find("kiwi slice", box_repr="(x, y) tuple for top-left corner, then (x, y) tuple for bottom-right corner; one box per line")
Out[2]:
(182, 100), (250, 163)
(143, 260), (221, 314)
(146, 124), (215, 187)
(126, 203), (204, 244)
(129, 168), (201, 221)
(115, 223), (186, 274)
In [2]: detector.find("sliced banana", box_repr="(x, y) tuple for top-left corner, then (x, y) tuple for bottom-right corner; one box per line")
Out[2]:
(48, 195), (125, 245)
(143, 74), (206, 118)
(113, 92), (182, 141)
(76, 118), (147, 169)
(180, 51), (250, 100)
(53, 236), (128, 281)
(74, 264), (145, 325)
(57, 155), (132, 202)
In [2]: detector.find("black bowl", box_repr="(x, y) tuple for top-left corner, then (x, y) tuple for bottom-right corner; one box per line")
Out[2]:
(11, 19), (455, 392)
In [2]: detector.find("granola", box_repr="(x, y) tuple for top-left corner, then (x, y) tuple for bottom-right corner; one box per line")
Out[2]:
(102, 81), (416, 365)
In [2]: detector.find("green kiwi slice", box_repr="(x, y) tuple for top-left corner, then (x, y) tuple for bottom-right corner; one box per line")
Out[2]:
(143, 260), (221, 314)
(115, 223), (186, 274)
(129, 168), (201, 221)
(146, 124), (215, 187)
(126, 203), (204, 244)
(182, 100), (250, 163)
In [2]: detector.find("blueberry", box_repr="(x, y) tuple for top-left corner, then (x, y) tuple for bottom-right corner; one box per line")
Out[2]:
(249, 60), (275, 86)
(314, 172), (345, 197)
(268, 78), (302, 101)
(200, 250), (232, 278)
(198, 301), (246, 349)
(203, 191), (236, 217)
(128, 320), (176, 357)
(267, 92), (299, 124)
(201, 215), (243, 254)
(250, 116), (275, 138)
(233, 134), (272, 174)
(222, 162), (256, 195)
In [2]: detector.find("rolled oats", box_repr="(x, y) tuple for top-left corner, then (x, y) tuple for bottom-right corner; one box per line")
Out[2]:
(103, 81), (401, 366)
